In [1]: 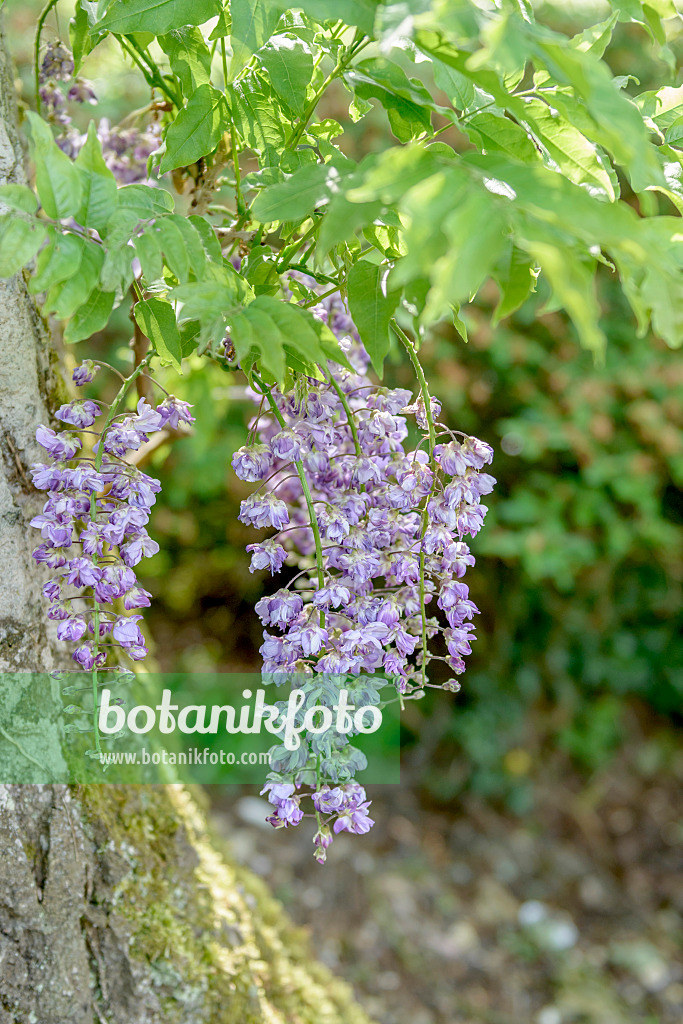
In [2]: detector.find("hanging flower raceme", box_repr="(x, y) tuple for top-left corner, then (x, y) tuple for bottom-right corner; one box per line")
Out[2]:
(31, 361), (194, 746)
(233, 285), (496, 860)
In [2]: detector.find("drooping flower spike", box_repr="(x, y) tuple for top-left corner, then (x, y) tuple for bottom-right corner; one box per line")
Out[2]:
(235, 281), (495, 859)
(31, 365), (194, 758)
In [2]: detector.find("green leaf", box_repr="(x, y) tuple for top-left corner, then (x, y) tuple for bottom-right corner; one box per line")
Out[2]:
(257, 34), (313, 116)
(116, 183), (174, 219)
(0, 215), (47, 278)
(637, 85), (683, 130)
(414, 180), (508, 321)
(432, 57), (476, 109)
(520, 227), (605, 356)
(345, 59), (437, 143)
(228, 72), (289, 153)
(535, 39), (664, 191)
(75, 121), (118, 232)
(209, 6), (231, 40)
(229, 0), (285, 78)
(523, 98), (616, 199)
(242, 245), (280, 295)
(492, 243), (537, 323)
(100, 244), (134, 293)
(569, 11), (620, 58)
(29, 230), (85, 294)
(0, 184), (38, 214)
(159, 84), (228, 173)
(172, 265), (252, 352)
(167, 215), (209, 278)
(44, 241), (104, 318)
(151, 216), (190, 282)
(26, 112), (82, 220)
(188, 214), (222, 261)
(95, 0), (220, 35)
(251, 162), (337, 223)
(347, 259), (401, 377)
(464, 111), (540, 164)
(70, 2), (102, 73)
(64, 289), (115, 343)
(664, 118), (683, 147)
(296, 0), (377, 35)
(135, 297), (184, 369)
(135, 232), (163, 281)
(159, 27), (212, 95)
(229, 302), (286, 383)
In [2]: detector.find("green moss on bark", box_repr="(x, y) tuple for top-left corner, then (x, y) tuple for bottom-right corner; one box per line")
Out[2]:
(78, 785), (374, 1024)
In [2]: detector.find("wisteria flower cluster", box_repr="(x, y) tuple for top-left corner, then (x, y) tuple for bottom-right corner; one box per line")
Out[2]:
(233, 285), (495, 859)
(262, 781), (374, 864)
(39, 41), (160, 181)
(30, 358), (193, 753)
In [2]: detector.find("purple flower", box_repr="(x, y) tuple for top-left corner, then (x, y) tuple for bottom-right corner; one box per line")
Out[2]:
(261, 782), (304, 826)
(438, 580), (470, 610)
(36, 425), (82, 460)
(313, 826), (333, 863)
(246, 540), (287, 574)
(120, 533), (160, 567)
(156, 395), (194, 429)
(31, 463), (68, 491)
(131, 397), (163, 434)
(101, 506), (149, 546)
(313, 583), (351, 610)
(123, 586), (152, 609)
(67, 80), (97, 105)
(43, 580), (61, 601)
(333, 802), (374, 835)
(239, 493), (289, 530)
(232, 444), (272, 482)
(54, 400), (101, 428)
(434, 441), (468, 476)
(65, 558), (101, 588)
(270, 430), (301, 462)
(65, 465), (106, 492)
(312, 786), (345, 812)
(233, 283), (495, 860)
(57, 617), (87, 642)
(72, 643), (106, 671)
(102, 424), (145, 457)
(112, 615), (144, 647)
(40, 41), (74, 82)
(291, 624), (328, 656)
(255, 590), (303, 628)
(33, 544), (68, 568)
(318, 507), (350, 544)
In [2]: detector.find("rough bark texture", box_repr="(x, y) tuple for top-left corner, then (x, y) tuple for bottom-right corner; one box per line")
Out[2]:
(0, 21), (373, 1024)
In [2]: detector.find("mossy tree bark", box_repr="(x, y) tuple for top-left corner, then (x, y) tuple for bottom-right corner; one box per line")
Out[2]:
(0, 19), (372, 1024)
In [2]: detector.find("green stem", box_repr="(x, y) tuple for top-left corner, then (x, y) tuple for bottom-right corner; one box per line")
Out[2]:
(302, 284), (338, 308)
(276, 220), (320, 271)
(252, 373), (326, 626)
(391, 320), (437, 690)
(118, 36), (178, 106)
(285, 32), (367, 150)
(391, 320), (436, 449)
(34, 0), (60, 113)
(220, 34), (229, 87)
(284, 263), (339, 287)
(324, 366), (362, 457)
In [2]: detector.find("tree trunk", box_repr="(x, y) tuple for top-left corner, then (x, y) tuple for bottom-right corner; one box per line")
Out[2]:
(0, 22), (372, 1024)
